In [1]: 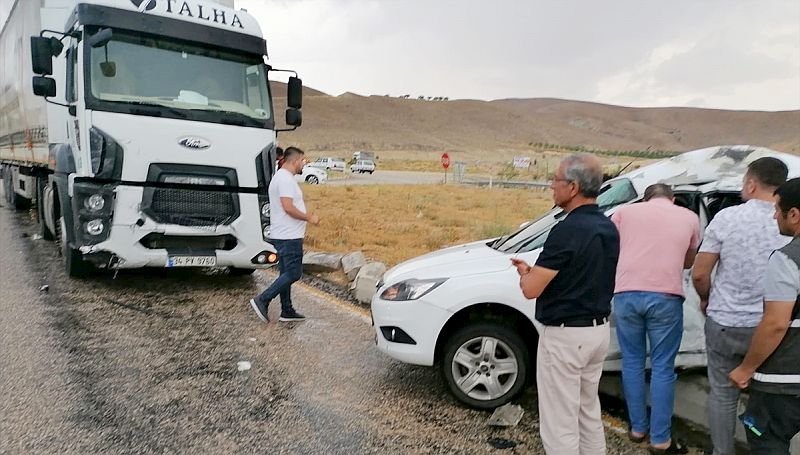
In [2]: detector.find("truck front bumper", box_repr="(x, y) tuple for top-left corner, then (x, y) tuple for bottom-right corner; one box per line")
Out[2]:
(76, 185), (276, 269)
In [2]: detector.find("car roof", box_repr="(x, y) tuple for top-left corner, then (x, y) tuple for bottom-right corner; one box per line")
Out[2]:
(607, 145), (800, 196)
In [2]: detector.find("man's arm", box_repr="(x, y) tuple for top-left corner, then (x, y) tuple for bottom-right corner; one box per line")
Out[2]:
(692, 252), (719, 313)
(281, 197), (320, 224)
(728, 300), (794, 389)
(519, 265), (559, 299)
(683, 248), (698, 269)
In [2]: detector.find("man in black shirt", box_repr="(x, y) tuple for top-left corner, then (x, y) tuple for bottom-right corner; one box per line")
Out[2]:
(514, 153), (620, 454)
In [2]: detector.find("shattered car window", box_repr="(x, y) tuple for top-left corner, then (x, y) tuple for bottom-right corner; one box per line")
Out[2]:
(492, 179), (638, 254)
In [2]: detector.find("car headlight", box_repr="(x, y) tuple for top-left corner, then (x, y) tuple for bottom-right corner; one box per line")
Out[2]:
(380, 278), (447, 301)
(261, 202), (270, 218)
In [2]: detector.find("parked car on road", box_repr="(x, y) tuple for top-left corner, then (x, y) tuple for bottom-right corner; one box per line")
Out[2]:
(370, 145), (800, 410)
(295, 165), (327, 184)
(309, 157), (346, 172)
(351, 160), (376, 174)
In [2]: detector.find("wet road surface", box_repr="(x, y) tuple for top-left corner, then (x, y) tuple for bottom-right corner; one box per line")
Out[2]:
(0, 205), (655, 454)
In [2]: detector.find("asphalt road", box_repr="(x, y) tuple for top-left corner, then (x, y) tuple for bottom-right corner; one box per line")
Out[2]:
(0, 204), (651, 454)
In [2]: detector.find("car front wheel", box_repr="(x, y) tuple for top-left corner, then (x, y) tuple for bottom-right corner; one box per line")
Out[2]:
(442, 323), (529, 409)
(306, 175), (320, 184)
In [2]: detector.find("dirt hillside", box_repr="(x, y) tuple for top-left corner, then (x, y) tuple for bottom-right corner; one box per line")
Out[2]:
(270, 82), (800, 156)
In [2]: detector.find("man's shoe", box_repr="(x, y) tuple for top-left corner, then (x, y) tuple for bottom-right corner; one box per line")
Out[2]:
(249, 299), (269, 323)
(279, 309), (306, 322)
(649, 440), (688, 454)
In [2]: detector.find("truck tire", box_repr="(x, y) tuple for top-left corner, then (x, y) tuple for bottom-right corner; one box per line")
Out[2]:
(57, 216), (91, 278)
(441, 322), (530, 410)
(37, 178), (54, 240)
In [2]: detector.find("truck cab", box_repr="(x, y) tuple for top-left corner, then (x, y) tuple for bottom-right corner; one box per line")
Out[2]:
(15, 0), (303, 277)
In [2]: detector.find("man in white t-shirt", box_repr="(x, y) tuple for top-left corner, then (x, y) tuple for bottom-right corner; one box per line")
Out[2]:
(250, 147), (319, 322)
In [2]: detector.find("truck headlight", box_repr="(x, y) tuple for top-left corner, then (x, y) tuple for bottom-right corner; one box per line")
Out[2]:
(380, 278), (447, 301)
(261, 202), (270, 218)
(83, 194), (105, 212)
(85, 219), (105, 236)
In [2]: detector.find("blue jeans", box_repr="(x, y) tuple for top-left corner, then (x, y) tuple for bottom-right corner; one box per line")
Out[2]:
(614, 291), (684, 445)
(255, 238), (303, 313)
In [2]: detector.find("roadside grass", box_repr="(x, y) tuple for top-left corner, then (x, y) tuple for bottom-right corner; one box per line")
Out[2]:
(302, 184), (553, 267)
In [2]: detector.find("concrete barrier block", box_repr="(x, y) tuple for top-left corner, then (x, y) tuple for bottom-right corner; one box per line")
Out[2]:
(302, 252), (343, 273)
(342, 251), (367, 280)
(352, 262), (386, 304)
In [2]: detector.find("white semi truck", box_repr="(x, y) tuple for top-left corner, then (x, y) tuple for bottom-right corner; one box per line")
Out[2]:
(0, 0), (303, 277)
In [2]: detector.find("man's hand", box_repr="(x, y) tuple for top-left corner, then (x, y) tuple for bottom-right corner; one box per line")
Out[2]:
(729, 365), (754, 390)
(307, 213), (320, 225)
(511, 258), (531, 276)
(700, 299), (709, 317)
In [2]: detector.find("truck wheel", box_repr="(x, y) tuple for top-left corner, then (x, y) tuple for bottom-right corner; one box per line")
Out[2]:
(441, 322), (529, 410)
(57, 216), (91, 278)
(229, 267), (256, 276)
(306, 175), (319, 185)
(37, 179), (54, 240)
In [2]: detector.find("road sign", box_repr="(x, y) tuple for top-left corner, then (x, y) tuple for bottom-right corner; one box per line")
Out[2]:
(441, 153), (450, 169)
(513, 156), (531, 169)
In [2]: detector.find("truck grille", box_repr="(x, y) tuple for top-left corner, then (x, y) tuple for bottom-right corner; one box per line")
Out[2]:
(150, 188), (236, 226)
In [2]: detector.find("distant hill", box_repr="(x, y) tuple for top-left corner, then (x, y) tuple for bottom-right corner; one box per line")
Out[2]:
(269, 82), (800, 156)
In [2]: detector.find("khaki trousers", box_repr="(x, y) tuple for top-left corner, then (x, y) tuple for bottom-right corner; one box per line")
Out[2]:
(537, 323), (610, 455)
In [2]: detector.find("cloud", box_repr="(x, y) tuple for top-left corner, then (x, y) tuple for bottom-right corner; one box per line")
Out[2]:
(242, 0), (798, 110)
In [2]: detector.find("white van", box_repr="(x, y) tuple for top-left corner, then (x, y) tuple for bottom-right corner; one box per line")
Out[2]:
(309, 157), (346, 172)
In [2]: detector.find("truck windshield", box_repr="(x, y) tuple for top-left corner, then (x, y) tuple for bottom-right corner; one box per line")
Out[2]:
(87, 29), (272, 128)
(491, 178), (638, 253)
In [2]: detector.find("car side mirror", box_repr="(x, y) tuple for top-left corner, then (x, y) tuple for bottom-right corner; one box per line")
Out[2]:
(30, 36), (63, 75)
(32, 76), (56, 97)
(286, 108), (302, 127)
(287, 76), (302, 109)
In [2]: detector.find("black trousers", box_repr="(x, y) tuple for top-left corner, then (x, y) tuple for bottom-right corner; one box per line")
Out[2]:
(743, 389), (800, 454)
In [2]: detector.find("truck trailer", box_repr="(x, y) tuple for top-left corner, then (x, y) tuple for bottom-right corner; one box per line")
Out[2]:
(0, 0), (303, 277)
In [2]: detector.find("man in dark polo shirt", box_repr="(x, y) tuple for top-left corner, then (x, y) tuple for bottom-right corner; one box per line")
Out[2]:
(513, 153), (620, 454)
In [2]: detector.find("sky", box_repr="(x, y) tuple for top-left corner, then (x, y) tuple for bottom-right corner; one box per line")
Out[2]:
(238, 0), (800, 111)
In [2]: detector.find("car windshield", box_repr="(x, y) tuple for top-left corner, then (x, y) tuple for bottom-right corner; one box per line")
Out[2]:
(490, 178), (638, 253)
(87, 28), (272, 127)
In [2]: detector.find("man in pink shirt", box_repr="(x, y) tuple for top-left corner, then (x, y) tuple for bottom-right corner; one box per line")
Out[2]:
(611, 183), (700, 454)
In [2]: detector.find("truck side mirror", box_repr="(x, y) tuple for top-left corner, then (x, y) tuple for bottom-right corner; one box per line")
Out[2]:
(287, 76), (302, 109)
(286, 108), (302, 127)
(100, 61), (117, 77)
(88, 28), (113, 48)
(32, 76), (56, 98)
(30, 36), (63, 75)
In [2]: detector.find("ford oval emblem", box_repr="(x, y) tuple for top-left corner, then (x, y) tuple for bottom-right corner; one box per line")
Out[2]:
(179, 137), (211, 149)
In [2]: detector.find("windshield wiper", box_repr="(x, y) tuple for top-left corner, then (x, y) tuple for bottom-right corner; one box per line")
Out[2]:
(125, 101), (188, 118)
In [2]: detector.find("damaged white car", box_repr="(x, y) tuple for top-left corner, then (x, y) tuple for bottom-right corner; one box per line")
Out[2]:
(371, 145), (800, 409)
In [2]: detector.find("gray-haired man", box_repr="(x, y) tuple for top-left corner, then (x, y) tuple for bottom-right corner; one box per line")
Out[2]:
(514, 153), (620, 454)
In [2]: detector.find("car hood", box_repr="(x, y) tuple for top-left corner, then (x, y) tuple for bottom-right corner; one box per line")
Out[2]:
(382, 240), (512, 284)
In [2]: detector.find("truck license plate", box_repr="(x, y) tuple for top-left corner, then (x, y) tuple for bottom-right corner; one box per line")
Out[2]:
(167, 256), (217, 267)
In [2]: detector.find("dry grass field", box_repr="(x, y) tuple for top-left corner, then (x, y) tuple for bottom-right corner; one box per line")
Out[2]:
(302, 184), (554, 267)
